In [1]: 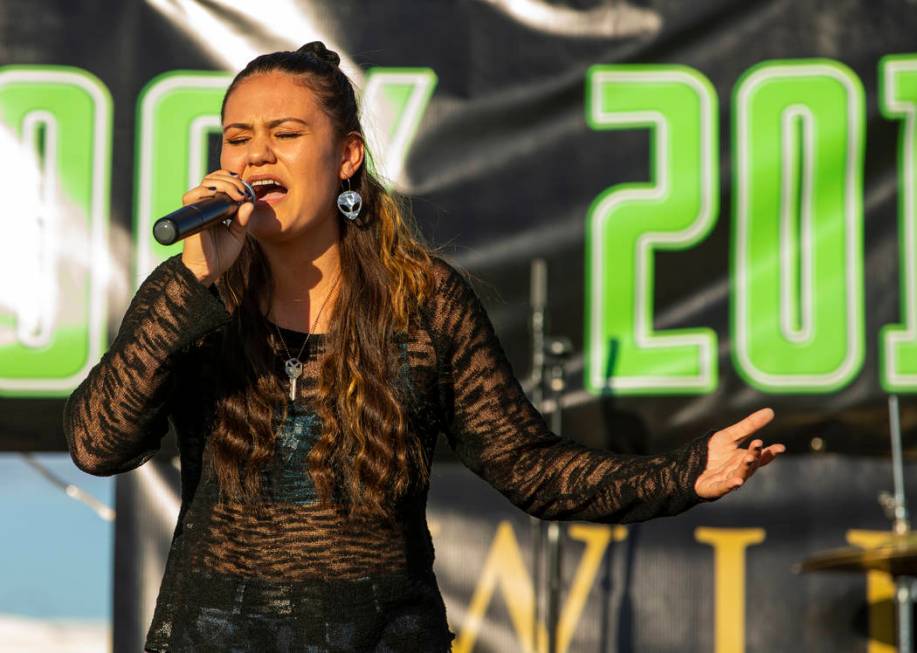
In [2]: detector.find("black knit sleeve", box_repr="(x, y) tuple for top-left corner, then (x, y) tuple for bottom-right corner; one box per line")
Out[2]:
(429, 256), (713, 523)
(63, 254), (231, 476)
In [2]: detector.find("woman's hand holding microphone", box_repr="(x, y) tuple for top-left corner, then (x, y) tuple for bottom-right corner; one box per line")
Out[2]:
(179, 170), (255, 287)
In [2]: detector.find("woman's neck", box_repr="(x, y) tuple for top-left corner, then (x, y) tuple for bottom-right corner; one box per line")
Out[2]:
(259, 219), (343, 332)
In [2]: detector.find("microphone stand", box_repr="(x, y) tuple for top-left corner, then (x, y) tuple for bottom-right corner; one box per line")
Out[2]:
(544, 335), (573, 653)
(529, 259), (547, 650)
(528, 258), (573, 653)
(881, 395), (914, 652)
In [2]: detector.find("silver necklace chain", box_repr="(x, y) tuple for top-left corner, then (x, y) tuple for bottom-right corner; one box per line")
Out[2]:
(272, 271), (341, 401)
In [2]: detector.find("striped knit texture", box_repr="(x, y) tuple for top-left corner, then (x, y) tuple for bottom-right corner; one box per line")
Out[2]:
(63, 253), (711, 652)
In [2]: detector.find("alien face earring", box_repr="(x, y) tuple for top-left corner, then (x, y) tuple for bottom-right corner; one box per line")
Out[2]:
(336, 177), (362, 221)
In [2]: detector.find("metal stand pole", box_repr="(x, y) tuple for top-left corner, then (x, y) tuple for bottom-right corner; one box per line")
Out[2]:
(897, 581), (913, 653)
(546, 521), (561, 652)
(527, 259), (573, 653)
(888, 395), (914, 653)
(545, 336), (572, 653)
(529, 259), (547, 649)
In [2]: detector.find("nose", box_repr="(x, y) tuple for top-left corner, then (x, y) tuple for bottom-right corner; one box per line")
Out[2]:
(246, 132), (277, 166)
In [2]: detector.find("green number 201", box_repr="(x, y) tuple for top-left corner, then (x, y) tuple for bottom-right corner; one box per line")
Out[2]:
(584, 58), (917, 396)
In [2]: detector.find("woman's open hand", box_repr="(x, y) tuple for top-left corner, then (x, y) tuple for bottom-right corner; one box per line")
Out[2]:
(694, 408), (785, 500)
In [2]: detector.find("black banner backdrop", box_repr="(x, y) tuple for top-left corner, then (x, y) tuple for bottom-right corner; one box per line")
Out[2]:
(3, 1), (917, 651)
(2, 0), (916, 452)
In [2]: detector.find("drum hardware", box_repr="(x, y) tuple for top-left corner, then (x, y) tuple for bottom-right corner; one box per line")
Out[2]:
(798, 396), (914, 652)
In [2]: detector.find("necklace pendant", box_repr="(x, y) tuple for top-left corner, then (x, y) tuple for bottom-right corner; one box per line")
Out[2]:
(272, 271), (339, 403)
(285, 358), (303, 401)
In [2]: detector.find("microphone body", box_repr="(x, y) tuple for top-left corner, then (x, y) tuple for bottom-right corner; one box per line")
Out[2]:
(153, 181), (256, 245)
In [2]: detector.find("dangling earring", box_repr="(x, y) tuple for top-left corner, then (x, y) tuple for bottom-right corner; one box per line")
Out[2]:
(336, 177), (362, 221)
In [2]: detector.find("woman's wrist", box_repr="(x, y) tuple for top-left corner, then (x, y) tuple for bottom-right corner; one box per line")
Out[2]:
(180, 257), (215, 287)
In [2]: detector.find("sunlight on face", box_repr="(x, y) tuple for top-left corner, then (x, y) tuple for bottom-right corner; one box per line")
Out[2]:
(220, 71), (343, 241)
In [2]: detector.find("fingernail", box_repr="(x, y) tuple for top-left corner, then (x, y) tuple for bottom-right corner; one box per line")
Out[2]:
(229, 171), (238, 176)
(207, 185), (216, 190)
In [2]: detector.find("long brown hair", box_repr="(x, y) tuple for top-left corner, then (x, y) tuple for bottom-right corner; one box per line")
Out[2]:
(208, 42), (440, 520)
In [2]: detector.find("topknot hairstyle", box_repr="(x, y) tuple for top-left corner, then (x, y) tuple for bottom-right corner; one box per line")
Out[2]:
(219, 41), (356, 143)
(296, 41), (341, 67)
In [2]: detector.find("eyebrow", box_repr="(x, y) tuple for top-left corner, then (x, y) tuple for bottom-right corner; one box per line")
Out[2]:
(222, 117), (309, 131)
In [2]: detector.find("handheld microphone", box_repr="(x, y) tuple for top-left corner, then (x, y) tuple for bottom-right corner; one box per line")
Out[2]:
(152, 180), (256, 245)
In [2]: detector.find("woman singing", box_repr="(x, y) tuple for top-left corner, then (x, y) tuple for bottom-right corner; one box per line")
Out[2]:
(63, 41), (783, 652)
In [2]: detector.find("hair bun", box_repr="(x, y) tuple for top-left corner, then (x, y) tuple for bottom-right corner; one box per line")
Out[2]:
(297, 41), (340, 67)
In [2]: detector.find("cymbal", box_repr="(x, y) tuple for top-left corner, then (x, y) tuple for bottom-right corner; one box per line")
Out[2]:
(797, 533), (917, 577)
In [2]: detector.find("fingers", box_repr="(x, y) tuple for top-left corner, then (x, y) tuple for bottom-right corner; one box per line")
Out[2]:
(203, 170), (249, 201)
(739, 442), (786, 478)
(233, 201), (254, 232)
(758, 443), (786, 467)
(738, 448), (760, 478)
(697, 436), (785, 500)
(183, 170), (249, 205)
(182, 183), (241, 206)
(717, 407), (775, 445)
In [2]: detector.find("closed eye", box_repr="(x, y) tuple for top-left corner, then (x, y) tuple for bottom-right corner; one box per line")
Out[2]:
(224, 132), (301, 145)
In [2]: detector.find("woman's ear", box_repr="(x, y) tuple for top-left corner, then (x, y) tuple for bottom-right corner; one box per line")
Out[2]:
(339, 131), (365, 180)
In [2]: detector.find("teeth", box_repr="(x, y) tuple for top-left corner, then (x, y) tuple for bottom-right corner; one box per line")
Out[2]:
(251, 179), (282, 186)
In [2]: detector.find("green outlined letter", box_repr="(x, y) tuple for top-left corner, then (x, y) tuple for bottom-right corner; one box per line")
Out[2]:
(732, 60), (865, 393)
(584, 65), (719, 395)
(134, 71), (232, 283)
(361, 68), (437, 190)
(0, 66), (111, 397)
(880, 55), (917, 393)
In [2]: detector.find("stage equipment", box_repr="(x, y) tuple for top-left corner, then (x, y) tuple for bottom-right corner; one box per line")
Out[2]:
(526, 258), (574, 653)
(544, 334), (573, 653)
(799, 396), (916, 652)
(529, 258), (547, 649)
(798, 533), (917, 577)
(152, 179), (256, 245)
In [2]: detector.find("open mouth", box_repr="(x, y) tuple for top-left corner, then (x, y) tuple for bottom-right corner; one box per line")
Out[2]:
(250, 178), (288, 202)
